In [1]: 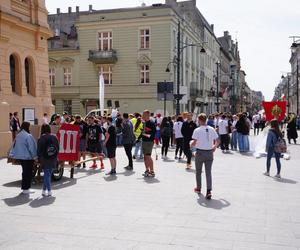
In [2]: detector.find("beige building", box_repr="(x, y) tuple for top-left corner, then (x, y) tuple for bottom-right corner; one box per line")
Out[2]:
(0, 0), (53, 156)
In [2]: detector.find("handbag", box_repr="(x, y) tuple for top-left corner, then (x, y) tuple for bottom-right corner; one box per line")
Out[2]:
(274, 137), (287, 154)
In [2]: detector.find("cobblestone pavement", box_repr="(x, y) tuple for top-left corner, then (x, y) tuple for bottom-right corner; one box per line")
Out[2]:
(0, 136), (300, 250)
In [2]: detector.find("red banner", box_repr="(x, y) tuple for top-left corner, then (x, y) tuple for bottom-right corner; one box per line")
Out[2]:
(262, 101), (286, 122)
(57, 124), (80, 161)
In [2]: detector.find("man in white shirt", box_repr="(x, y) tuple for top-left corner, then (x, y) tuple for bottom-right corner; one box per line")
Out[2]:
(173, 116), (184, 159)
(42, 113), (49, 124)
(191, 113), (220, 199)
(218, 114), (230, 152)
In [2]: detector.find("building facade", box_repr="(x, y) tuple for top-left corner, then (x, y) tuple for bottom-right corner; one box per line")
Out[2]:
(0, 0), (53, 156)
(289, 42), (300, 115)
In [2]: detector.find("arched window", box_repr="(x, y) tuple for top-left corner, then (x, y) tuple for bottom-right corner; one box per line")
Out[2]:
(24, 57), (35, 96)
(10, 55), (16, 92)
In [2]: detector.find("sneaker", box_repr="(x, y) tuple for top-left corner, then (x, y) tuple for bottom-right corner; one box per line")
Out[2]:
(124, 166), (133, 171)
(206, 190), (212, 200)
(148, 171), (155, 178)
(106, 169), (116, 175)
(274, 174), (281, 179)
(186, 164), (192, 170)
(161, 155), (165, 160)
(42, 190), (47, 197)
(194, 187), (201, 194)
(21, 189), (34, 194)
(264, 172), (270, 176)
(175, 156), (178, 160)
(90, 163), (97, 169)
(47, 191), (53, 197)
(100, 162), (105, 169)
(133, 156), (136, 160)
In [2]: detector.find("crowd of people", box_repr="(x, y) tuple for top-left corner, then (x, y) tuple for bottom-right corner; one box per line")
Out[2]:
(8, 108), (299, 200)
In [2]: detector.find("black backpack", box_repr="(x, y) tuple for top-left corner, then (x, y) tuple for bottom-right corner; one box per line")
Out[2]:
(43, 136), (58, 160)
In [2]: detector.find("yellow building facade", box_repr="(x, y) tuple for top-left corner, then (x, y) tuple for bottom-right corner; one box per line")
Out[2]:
(0, 0), (54, 157)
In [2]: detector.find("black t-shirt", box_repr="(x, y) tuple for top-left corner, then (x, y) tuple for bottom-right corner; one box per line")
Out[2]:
(74, 120), (88, 140)
(87, 124), (102, 143)
(142, 120), (156, 142)
(106, 125), (116, 148)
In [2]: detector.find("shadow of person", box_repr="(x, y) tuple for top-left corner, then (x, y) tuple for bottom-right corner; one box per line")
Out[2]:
(273, 177), (297, 184)
(3, 194), (33, 207)
(29, 196), (56, 208)
(185, 168), (196, 173)
(118, 171), (136, 177)
(3, 180), (22, 188)
(163, 159), (175, 163)
(141, 177), (160, 184)
(51, 177), (77, 190)
(103, 175), (118, 182)
(197, 196), (231, 210)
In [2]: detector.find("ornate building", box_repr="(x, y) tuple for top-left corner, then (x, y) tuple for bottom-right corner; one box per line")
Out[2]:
(0, 0), (53, 156)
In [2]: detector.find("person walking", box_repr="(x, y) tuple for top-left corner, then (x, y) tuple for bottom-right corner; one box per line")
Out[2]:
(9, 121), (37, 194)
(287, 115), (298, 144)
(132, 115), (144, 160)
(218, 114), (230, 152)
(142, 110), (156, 177)
(191, 114), (220, 199)
(122, 113), (135, 170)
(10, 112), (20, 141)
(115, 116), (123, 146)
(104, 117), (117, 175)
(37, 124), (59, 197)
(264, 119), (283, 178)
(160, 117), (172, 159)
(236, 114), (250, 152)
(173, 116), (184, 160)
(252, 113), (261, 135)
(230, 115), (238, 150)
(181, 112), (197, 169)
(73, 115), (88, 168)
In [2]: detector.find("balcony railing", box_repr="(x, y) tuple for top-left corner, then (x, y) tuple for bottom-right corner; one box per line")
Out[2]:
(88, 50), (118, 64)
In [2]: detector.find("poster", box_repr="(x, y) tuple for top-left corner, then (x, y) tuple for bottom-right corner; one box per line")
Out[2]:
(23, 108), (35, 125)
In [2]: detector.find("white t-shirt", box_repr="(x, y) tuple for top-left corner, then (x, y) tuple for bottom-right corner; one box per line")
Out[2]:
(252, 114), (260, 124)
(173, 121), (183, 138)
(192, 126), (219, 150)
(42, 116), (49, 124)
(218, 119), (228, 135)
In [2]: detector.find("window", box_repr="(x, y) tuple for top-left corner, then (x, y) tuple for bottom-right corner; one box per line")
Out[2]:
(98, 32), (112, 51)
(49, 68), (55, 86)
(63, 67), (72, 85)
(140, 29), (150, 49)
(25, 57), (35, 95)
(140, 65), (150, 84)
(10, 55), (16, 93)
(9, 54), (21, 95)
(63, 100), (72, 114)
(99, 65), (112, 85)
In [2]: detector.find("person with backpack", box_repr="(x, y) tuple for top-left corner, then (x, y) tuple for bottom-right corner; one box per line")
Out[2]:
(264, 119), (284, 178)
(122, 113), (135, 171)
(37, 124), (59, 197)
(160, 117), (172, 159)
(132, 114), (144, 160)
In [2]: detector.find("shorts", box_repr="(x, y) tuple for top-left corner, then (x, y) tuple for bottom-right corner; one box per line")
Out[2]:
(106, 146), (116, 158)
(142, 141), (154, 156)
(87, 142), (102, 154)
(79, 139), (86, 152)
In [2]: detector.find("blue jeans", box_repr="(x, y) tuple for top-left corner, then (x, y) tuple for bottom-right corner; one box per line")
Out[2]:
(116, 134), (123, 146)
(43, 168), (53, 191)
(231, 131), (238, 150)
(134, 141), (143, 158)
(238, 133), (249, 152)
(266, 148), (281, 174)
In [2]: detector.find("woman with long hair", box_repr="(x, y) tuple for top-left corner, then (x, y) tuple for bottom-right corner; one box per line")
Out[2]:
(264, 119), (283, 178)
(174, 116), (184, 159)
(9, 121), (37, 194)
(160, 117), (172, 159)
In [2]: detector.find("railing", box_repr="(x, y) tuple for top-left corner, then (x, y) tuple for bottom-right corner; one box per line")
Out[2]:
(88, 50), (118, 64)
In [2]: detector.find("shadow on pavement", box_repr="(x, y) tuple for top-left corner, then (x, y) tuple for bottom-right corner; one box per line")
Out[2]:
(2, 194), (33, 207)
(197, 196), (230, 210)
(137, 177), (160, 184)
(29, 196), (56, 208)
(103, 175), (118, 182)
(273, 177), (297, 184)
(118, 171), (136, 177)
(185, 168), (196, 173)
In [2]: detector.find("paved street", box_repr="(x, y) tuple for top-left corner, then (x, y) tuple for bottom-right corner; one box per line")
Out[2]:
(0, 136), (300, 250)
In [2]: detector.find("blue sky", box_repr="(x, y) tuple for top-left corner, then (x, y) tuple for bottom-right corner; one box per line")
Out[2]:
(46, 0), (300, 100)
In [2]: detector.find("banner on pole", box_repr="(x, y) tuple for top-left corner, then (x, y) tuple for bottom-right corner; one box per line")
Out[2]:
(262, 101), (286, 122)
(57, 124), (80, 161)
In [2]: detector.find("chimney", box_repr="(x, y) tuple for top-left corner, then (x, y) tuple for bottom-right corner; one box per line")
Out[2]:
(211, 24), (214, 32)
(68, 7), (72, 13)
(89, 5), (93, 12)
(76, 6), (80, 13)
(57, 8), (60, 14)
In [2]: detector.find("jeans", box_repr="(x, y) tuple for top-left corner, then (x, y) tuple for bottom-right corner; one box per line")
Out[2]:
(195, 150), (214, 190)
(175, 138), (184, 157)
(124, 144), (133, 167)
(116, 134), (123, 146)
(238, 133), (249, 152)
(231, 131), (238, 150)
(266, 148), (281, 174)
(161, 135), (170, 156)
(134, 141), (143, 158)
(43, 168), (53, 191)
(20, 160), (34, 190)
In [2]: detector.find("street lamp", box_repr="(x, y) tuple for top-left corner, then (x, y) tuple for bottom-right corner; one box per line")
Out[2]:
(215, 61), (221, 112)
(165, 21), (206, 116)
(281, 73), (290, 114)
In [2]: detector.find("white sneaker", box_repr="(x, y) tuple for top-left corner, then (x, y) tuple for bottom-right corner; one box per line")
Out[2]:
(47, 191), (53, 197)
(42, 190), (47, 197)
(264, 172), (270, 176)
(22, 189), (34, 194)
(274, 174), (281, 179)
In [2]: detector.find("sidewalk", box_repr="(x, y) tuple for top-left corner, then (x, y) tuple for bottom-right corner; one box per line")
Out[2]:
(0, 138), (299, 250)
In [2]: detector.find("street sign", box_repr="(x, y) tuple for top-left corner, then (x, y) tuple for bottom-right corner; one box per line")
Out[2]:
(157, 81), (174, 101)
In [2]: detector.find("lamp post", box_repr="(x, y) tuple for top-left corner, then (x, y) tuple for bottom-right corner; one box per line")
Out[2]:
(281, 73), (290, 114)
(166, 21), (206, 116)
(215, 61), (220, 112)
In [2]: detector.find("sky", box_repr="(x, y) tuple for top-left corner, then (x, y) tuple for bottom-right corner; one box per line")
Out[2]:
(46, 0), (300, 101)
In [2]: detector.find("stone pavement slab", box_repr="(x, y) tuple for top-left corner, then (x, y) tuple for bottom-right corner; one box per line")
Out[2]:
(0, 136), (300, 249)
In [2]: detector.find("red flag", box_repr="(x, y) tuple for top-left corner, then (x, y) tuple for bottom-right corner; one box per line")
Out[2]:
(262, 101), (286, 122)
(57, 124), (80, 161)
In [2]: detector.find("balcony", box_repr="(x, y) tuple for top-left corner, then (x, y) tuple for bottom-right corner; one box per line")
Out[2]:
(88, 50), (118, 64)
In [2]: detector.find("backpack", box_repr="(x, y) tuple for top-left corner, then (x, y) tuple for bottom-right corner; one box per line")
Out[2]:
(43, 137), (58, 160)
(161, 125), (171, 137)
(274, 137), (287, 154)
